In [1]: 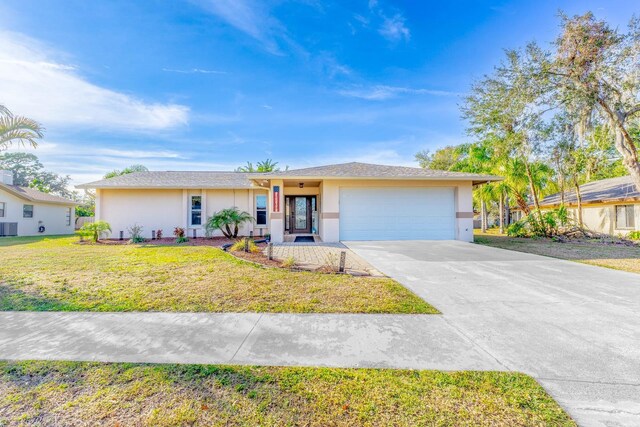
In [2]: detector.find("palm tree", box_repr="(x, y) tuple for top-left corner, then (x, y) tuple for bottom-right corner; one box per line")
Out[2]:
(0, 105), (44, 150)
(206, 207), (254, 238)
(236, 159), (284, 172)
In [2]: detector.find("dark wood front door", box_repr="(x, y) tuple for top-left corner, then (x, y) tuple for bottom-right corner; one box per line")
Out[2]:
(287, 196), (314, 233)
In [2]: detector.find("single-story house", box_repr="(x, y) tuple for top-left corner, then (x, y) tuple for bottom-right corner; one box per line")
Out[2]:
(516, 175), (639, 236)
(77, 162), (501, 243)
(0, 170), (77, 237)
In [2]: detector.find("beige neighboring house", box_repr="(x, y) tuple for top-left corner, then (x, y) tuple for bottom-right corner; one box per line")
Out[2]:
(529, 175), (640, 236)
(77, 162), (500, 243)
(0, 170), (77, 237)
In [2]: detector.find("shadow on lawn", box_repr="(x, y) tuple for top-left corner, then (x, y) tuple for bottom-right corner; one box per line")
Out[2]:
(0, 284), (75, 311)
(0, 235), (72, 248)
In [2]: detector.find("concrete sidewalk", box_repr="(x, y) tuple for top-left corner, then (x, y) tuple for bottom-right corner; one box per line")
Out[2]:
(0, 311), (501, 370)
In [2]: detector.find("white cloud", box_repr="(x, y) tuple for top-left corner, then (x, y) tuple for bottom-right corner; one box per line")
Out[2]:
(338, 85), (459, 100)
(379, 14), (410, 42)
(0, 31), (189, 131)
(192, 0), (284, 54)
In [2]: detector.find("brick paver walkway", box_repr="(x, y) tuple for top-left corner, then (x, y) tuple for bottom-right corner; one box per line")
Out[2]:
(267, 243), (381, 275)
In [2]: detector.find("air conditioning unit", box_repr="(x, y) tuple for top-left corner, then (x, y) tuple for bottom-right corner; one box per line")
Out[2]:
(0, 223), (18, 237)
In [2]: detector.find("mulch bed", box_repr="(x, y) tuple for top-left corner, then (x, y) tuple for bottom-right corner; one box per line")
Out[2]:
(78, 237), (236, 246)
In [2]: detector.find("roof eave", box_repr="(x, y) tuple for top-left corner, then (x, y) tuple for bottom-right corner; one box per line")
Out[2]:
(253, 175), (503, 182)
(76, 185), (260, 190)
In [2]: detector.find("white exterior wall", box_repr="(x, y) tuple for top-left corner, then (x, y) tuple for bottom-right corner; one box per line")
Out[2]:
(101, 189), (183, 239)
(318, 179), (475, 243)
(0, 188), (75, 236)
(99, 188), (269, 240)
(565, 203), (640, 236)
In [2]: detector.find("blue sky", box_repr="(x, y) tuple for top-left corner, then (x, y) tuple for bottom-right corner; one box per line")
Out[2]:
(0, 0), (636, 184)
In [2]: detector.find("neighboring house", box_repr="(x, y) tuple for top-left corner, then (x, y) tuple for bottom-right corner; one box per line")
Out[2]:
(0, 170), (77, 237)
(77, 162), (500, 243)
(516, 175), (640, 236)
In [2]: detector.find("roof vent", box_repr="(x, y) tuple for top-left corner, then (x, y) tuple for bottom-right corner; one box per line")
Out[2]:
(0, 170), (13, 186)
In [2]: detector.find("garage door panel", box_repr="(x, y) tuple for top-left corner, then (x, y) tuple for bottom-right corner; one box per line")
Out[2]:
(339, 187), (455, 240)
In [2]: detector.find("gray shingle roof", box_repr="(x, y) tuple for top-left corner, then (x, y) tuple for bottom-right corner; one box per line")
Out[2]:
(256, 162), (501, 184)
(0, 183), (77, 205)
(540, 175), (640, 206)
(76, 171), (258, 189)
(77, 162), (502, 189)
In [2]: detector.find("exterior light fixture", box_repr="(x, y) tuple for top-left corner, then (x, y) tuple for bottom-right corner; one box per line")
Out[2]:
(299, 182), (304, 188)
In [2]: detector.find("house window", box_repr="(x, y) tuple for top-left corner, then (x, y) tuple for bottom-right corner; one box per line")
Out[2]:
(256, 194), (267, 226)
(190, 196), (202, 226)
(0, 202), (5, 218)
(23, 204), (33, 218)
(615, 205), (635, 229)
(66, 207), (72, 226)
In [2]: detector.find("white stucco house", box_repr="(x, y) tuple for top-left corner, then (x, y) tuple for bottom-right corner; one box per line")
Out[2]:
(0, 170), (77, 237)
(77, 162), (501, 243)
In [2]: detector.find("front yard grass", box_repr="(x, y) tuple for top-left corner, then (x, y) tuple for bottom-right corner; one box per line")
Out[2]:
(0, 236), (436, 314)
(475, 230), (640, 274)
(0, 361), (574, 426)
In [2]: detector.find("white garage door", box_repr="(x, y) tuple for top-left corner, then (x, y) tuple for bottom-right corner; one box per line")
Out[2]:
(339, 187), (456, 240)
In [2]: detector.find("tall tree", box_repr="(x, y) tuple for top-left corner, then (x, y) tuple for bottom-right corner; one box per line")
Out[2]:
(463, 45), (552, 219)
(236, 159), (284, 172)
(0, 105), (44, 150)
(415, 146), (467, 170)
(548, 13), (640, 191)
(104, 164), (149, 179)
(0, 152), (75, 199)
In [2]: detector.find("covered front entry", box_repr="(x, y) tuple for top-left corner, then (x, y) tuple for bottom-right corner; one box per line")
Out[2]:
(339, 187), (456, 240)
(285, 196), (318, 234)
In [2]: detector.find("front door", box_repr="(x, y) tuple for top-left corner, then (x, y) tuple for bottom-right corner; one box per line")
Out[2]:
(287, 196), (313, 233)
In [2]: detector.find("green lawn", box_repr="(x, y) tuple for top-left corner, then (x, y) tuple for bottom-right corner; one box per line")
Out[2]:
(0, 236), (436, 314)
(475, 230), (640, 274)
(0, 361), (574, 426)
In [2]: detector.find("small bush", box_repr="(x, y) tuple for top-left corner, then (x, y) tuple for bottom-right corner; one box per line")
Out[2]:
(174, 227), (188, 244)
(229, 239), (261, 253)
(127, 224), (145, 243)
(507, 206), (574, 238)
(77, 221), (112, 242)
(627, 231), (640, 241)
(156, 229), (163, 239)
(282, 256), (296, 269)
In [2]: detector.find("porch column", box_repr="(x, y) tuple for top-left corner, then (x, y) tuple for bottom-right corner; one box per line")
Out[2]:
(320, 181), (340, 242)
(269, 180), (284, 243)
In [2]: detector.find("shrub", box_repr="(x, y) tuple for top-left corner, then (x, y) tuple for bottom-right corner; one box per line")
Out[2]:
(229, 239), (261, 253)
(627, 231), (640, 241)
(282, 256), (296, 269)
(127, 224), (145, 243)
(174, 227), (188, 244)
(507, 207), (574, 238)
(78, 221), (112, 242)
(206, 207), (254, 238)
(506, 221), (528, 237)
(156, 229), (163, 239)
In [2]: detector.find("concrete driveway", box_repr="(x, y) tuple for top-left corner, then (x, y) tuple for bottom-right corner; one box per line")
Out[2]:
(345, 240), (640, 427)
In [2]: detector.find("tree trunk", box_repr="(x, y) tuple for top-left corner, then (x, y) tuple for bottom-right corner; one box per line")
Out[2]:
(574, 181), (583, 227)
(505, 195), (511, 227)
(499, 193), (505, 234)
(598, 100), (640, 192)
(481, 201), (487, 233)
